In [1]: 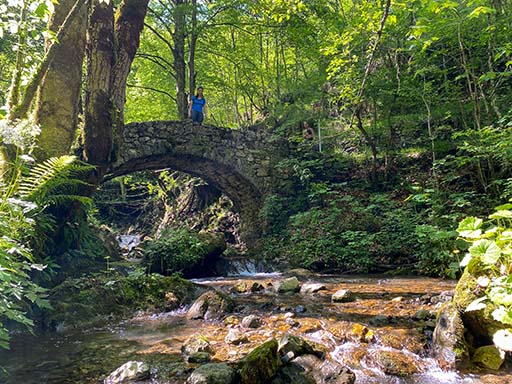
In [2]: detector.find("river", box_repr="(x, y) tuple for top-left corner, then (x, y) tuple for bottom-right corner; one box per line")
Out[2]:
(1, 273), (511, 383)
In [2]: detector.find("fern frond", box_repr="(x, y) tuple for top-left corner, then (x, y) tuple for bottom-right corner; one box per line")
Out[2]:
(43, 195), (93, 207)
(18, 156), (94, 206)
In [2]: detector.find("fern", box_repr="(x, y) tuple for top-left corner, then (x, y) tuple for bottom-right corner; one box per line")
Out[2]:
(18, 155), (95, 208)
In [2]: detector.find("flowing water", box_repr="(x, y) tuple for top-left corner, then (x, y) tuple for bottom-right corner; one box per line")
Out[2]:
(1, 273), (511, 383)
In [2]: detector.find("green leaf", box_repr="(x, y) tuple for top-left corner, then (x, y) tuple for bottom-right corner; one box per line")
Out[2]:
(492, 306), (512, 325)
(457, 217), (483, 238)
(493, 329), (512, 351)
(469, 239), (501, 265)
(489, 210), (512, 219)
(495, 204), (512, 211)
(489, 286), (512, 306)
(468, 6), (495, 19)
(460, 252), (472, 267)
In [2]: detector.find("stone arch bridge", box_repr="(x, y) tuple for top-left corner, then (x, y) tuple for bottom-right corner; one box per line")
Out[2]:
(107, 120), (289, 242)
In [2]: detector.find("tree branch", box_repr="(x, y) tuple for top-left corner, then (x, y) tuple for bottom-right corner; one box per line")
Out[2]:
(136, 52), (175, 75)
(127, 83), (176, 101)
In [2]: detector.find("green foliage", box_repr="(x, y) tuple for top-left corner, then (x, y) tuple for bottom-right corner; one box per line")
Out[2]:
(19, 155), (94, 207)
(458, 202), (512, 347)
(0, 151), (95, 349)
(142, 228), (209, 275)
(415, 224), (459, 278)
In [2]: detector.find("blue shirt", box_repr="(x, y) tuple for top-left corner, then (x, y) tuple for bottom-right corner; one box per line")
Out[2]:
(191, 95), (206, 112)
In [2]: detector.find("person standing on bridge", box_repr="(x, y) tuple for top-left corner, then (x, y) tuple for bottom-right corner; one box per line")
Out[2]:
(188, 86), (207, 125)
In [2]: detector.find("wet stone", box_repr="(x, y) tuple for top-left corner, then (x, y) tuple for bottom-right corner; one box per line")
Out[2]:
(292, 354), (355, 384)
(224, 328), (249, 345)
(186, 363), (237, 384)
(300, 283), (327, 295)
(104, 361), (150, 384)
(239, 339), (281, 384)
(187, 352), (212, 364)
(370, 350), (419, 377)
(186, 290), (234, 321)
(294, 305), (307, 313)
(413, 309), (432, 320)
(332, 289), (354, 303)
(369, 314), (390, 326)
(242, 314), (262, 328)
(182, 337), (215, 356)
(274, 277), (301, 293)
(278, 334), (324, 360)
(472, 345), (504, 370)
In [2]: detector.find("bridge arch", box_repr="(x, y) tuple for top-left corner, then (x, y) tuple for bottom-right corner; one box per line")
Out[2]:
(107, 120), (287, 242)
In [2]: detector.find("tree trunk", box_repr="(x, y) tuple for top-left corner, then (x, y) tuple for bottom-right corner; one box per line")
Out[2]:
(188, 0), (198, 96)
(6, 3), (28, 120)
(82, 0), (115, 183)
(33, 0), (87, 160)
(172, 0), (188, 119)
(111, 0), (149, 156)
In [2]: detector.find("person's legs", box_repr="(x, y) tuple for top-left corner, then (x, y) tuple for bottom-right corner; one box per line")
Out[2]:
(191, 110), (204, 124)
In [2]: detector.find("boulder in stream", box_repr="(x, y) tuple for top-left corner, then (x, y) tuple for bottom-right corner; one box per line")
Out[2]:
(242, 314), (262, 328)
(225, 328), (249, 345)
(274, 277), (301, 293)
(186, 363), (238, 384)
(369, 350), (420, 377)
(290, 354), (355, 384)
(472, 345), (505, 370)
(238, 339), (281, 384)
(187, 352), (212, 364)
(432, 301), (470, 369)
(300, 283), (327, 295)
(278, 334), (325, 361)
(187, 290), (234, 320)
(104, 361), (150, 384)
(182, 336), (215, 356)
(331, 289), (354, 303)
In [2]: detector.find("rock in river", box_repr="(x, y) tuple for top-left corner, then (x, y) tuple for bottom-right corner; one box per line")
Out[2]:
(182, 336), (215, 356)
(186, 363), (237, 384)
(273, 277), (301, 293)
(300, 283), (327, 295)
(225, 328), (249, 345)
(331, 289), (354, 303)
(472, 345), (504, 370)
(242, 314), (262, 328)
(187, 290), (234, 320)
(239, 339), (281, 384)
(104, 361), (150, 384)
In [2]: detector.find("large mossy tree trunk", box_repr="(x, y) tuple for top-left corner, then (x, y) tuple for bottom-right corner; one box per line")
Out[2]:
(83, 0), (149, 184)
(82, 0), (115, 183)
(34, 0), (87, 161)
(111, 0), (149, 155)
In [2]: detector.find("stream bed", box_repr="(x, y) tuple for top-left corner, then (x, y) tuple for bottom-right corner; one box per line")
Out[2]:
(1, 273), (511, 383)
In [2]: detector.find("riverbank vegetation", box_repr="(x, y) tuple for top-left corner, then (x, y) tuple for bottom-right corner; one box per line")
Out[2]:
(0, 0), (511, 374)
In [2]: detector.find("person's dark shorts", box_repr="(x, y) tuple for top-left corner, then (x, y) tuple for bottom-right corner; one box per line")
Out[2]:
(191, 110), (204, 123)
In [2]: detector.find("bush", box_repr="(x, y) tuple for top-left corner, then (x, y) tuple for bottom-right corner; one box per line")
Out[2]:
(456, 202), (512, 351)
(261, 189), (461, 276)
(142, 229), (225, 277)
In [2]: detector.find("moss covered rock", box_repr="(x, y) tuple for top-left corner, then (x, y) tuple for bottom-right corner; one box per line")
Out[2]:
(186, 363), (238, 384)
(472, 345), (505, 370)
(239, 339), (281, 384)
(43, 273), (196, 330)
(186, 290), (234, 320)
(432, 301), (470, 369)
(371, 351), (419, 377)
(453, 268), (506, 348)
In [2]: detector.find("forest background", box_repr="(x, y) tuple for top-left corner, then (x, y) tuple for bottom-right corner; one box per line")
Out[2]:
(0, 0), (512, 351)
